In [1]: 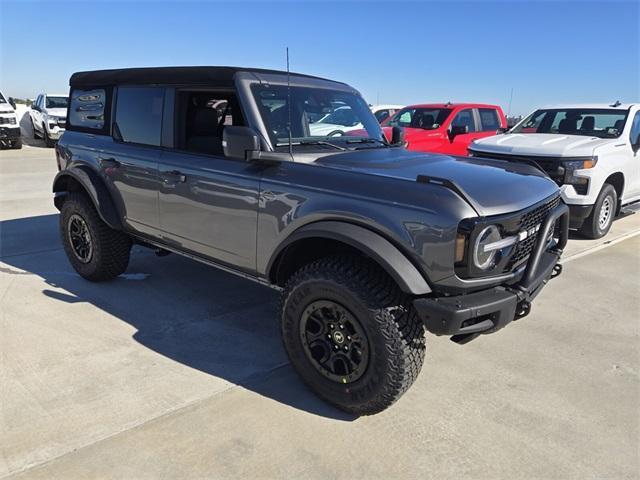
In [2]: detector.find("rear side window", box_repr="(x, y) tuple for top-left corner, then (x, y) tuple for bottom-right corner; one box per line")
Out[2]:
(451, 109), (477, 132)
(69, 89), (107, 130)
(479, 108), (500, 131)
(115, 87), (164, 146)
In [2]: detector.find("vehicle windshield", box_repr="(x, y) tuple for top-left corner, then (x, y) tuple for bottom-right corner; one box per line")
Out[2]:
(512, 108), (628, 138)
(46, 96), (69, 109)
(387, 107), (451, 129)
(0, 93), (6, 104)
(251, 84), (384, 149)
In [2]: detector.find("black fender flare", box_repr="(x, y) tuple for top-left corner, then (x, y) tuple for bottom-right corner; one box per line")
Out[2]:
(52, 167), (123, 230)
(268, 221), (432, 295)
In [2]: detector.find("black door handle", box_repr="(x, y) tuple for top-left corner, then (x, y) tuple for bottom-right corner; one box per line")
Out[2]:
(99, 157), (121, 168)
(163, 170), (187, 183)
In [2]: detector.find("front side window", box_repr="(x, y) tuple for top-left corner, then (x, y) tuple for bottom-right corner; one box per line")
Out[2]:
(388, 108), (451, 129)
(0, 92), (7, 104)
(176, 90), (244, 156)
(252, 84), (382, 149)
(479, 108), (500, 131)
(69, 89), (107, 130)
(512, 108), (628, 138)
(115, 87), (164, 146)
(630, 111), (640, 144)
(451, 109), (476, 132)
(45, 96), (69, 109)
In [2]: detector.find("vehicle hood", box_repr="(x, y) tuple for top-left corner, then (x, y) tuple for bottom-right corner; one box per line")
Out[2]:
(380, 126), (444, 143)
(471, 133), (614, 157)
(45, 107), (67, 117)
(0, 105), (15, 114)
(316, 147), (558, 217)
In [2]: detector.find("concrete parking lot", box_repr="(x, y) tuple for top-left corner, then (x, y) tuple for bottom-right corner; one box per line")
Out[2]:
(1, 143), (639, 479)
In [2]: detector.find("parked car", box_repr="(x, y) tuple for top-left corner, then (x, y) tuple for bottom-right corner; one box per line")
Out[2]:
(308, 105), (364, 136)
(30, 93), (68, 147)
(370, 104), (404, 124)
(381, 103), (507, 155)
(0, 90), (22, 149)
(54, 66), (567, 415)
(469, 103), (640, 239)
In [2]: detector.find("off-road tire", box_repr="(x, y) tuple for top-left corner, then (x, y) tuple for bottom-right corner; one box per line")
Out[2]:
(280, 255), (426, 415)
(43, 123), (54, 147)
(60, 192), (131, 281)
(31, 117), (40, 139)
(579, 183), (617, 239)
(11, 138), (22, 149)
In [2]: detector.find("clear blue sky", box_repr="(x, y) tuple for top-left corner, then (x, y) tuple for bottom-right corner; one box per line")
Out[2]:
(1, 0), (638, 116)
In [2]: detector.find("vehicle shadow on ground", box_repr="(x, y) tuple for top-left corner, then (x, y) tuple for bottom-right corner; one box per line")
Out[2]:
(0, 214), (355, 421)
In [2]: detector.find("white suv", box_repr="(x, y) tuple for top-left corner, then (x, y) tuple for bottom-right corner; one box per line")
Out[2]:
(469, 103), (640, 238)
(29, 93), (68, 147)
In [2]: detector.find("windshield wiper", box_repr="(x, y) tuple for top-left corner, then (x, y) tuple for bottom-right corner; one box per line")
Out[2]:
(276, 140), (346, 151)
(345, 138), (390, 148)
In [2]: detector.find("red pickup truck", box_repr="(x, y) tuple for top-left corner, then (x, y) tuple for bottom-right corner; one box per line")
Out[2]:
(381, 103), (507, 156)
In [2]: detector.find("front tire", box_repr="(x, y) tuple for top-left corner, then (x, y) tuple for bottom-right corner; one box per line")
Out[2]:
(281, 255), (426, 415)
(60, 192), (132, 281)
(579, 184), (617, 239)
(43, 124), (54, 147)
(31, 116), (40, 139)
(11, 138), (22, 149)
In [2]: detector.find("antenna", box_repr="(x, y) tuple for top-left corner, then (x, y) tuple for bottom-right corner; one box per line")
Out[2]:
(286, 47), (293, 157)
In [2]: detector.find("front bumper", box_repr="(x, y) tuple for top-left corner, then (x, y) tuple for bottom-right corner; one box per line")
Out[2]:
(0, 126), (20, 141)
(568, 204), (593, 229)
(414, 202), (569, 343)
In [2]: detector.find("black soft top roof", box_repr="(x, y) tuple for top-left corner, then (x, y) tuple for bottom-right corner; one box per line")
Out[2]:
(69, 66), (335, 88)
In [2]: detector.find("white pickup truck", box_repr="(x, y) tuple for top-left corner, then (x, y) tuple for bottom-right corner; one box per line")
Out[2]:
(469, 103), (640, 238)
(0, 90), (22, 149)
(29, 93), (68, 147)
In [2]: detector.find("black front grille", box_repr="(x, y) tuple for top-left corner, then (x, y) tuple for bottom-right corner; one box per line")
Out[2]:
(507, 195), (561, 269)
(0, 116), (17, 125)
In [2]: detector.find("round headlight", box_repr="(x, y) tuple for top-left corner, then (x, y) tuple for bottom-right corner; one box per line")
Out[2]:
(473, 225), (502, 270)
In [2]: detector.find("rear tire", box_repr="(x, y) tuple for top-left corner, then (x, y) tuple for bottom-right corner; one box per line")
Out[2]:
(280, 255), (426, 415)
(579, 184), (617, 239)
(60, 192), (131, 281)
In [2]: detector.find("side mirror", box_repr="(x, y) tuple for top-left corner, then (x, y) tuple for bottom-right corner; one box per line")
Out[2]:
(8, 97), (16, 109)
(448, 125), (469, 140)
(222, 126), (260, 160)
(391, 126), (405, 145)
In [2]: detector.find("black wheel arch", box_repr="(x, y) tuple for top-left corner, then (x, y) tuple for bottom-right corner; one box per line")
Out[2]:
(267, 221), (432, 295)
(53, 167), (123, 230)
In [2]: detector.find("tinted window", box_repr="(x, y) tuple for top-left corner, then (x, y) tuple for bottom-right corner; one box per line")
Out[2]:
(389, 108), (451, 129)
(479, 108), (500, 131)
(451, 109), (476, 132)
(374, 109), (390, 123)
(115, 87), (164, 146)
(46, 96), (69, 109)
(512, 108), (627, 138)
(69, 89), (107, 130)
(631, 111), (640, 144)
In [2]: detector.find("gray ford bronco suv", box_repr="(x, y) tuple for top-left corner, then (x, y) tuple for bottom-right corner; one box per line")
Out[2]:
(54, 67), (568, 415)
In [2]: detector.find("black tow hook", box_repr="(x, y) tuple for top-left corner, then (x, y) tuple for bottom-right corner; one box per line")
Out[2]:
(551, 263), (563, 279)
